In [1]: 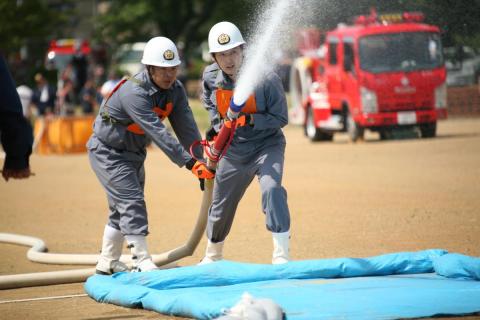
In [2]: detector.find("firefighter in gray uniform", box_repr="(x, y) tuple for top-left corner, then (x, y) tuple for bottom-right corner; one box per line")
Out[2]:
(87, 37), (215, 274)
(199, 22), (291, 265)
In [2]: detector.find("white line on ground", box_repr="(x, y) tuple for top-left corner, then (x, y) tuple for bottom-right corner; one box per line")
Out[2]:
(0, 293), (88, 304)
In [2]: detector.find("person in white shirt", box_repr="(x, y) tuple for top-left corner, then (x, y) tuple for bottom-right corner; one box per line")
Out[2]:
(16, 84), (33, 117)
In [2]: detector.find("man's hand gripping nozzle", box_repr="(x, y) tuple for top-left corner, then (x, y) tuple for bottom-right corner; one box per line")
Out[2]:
(189, 97), (245, 168)
(209, 98), (244, 161)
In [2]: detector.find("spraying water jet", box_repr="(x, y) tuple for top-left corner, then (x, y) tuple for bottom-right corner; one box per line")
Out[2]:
(199, 0), (312, 162)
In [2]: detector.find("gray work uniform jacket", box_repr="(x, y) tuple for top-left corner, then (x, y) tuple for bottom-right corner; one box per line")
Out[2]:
(88, 70), (201, 166)
(201, 63), (288, 161)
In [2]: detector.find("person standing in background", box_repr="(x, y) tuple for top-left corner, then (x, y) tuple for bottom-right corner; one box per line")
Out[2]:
(31, 73), (56, 116)
(56, 65), (76, 115)
(0, 54), (34, 182)
(100, 69), (123, 99)
(71, 43), (89, 104)
(16, 84), (33, 117)
(80, 78), (101, 114)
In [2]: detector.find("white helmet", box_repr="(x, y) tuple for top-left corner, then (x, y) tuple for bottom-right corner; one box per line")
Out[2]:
(141, 37), (181, 67)
(208, 21), (245, 53)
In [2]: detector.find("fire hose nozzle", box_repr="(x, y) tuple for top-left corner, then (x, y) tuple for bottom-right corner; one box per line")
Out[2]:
(192, 97), (243, 164)
(229, 98), (245, 113)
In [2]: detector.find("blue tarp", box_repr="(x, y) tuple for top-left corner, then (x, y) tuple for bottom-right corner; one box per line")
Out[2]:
(85, 250), (480, 319)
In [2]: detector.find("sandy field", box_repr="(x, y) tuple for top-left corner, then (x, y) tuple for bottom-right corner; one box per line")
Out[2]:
(1, 117), (479, 319)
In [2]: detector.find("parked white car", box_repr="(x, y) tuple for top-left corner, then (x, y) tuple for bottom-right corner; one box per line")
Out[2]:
(444, 46), (480, 86)
(113, 42), (147, 76)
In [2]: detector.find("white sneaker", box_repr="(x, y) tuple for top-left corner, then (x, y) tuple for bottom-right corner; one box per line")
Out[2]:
(132, 257), (158, 272)
(198, 256), (217, 265)
(198, 240), (224, 265)
(96, 257), (129, 275)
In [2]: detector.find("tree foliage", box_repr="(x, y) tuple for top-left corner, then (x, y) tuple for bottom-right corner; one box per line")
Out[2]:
(94, 0), (257, 58)
(0, 0), (68, 56)
(1, 0), (479, 78)
(95, 0), (480, 57)
(312, 0), (480, 48)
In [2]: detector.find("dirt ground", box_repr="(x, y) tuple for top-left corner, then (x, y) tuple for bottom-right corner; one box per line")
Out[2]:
(1, 118), (480, 320)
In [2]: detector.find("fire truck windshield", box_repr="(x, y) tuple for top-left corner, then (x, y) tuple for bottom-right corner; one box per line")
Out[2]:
(359, 32), (443, 73)
(47, 53), (74, 71)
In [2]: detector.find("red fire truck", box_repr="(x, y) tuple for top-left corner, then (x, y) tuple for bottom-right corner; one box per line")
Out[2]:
(45, 38), (91, 73)
(289, 10), (447, 141)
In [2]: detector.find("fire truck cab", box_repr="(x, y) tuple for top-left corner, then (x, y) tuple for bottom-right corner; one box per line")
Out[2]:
(45, 39), (91, 73)
(290, 10), (447, 141)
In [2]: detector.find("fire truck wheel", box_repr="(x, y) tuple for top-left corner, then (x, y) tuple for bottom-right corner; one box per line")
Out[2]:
(347, 113), (364, 142)
(304, 107), (333, 142)
(420, 122), (437, 138)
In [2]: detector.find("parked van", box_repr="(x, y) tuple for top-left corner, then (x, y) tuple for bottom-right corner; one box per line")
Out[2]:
(444, 46), (480, 87)
(113, 42), (147, 76)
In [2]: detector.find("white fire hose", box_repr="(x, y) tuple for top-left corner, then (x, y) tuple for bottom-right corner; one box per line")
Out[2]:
(0, 176), (214, 290)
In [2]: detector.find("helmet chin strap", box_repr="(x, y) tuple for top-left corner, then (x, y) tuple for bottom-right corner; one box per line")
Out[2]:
(147, 66), (161, 88)
(146, 66), (154, 80)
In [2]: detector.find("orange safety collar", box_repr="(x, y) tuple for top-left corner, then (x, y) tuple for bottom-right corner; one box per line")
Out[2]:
(216, 89), (256, 122)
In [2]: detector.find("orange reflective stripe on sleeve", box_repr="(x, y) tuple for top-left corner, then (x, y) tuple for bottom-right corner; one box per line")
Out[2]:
(215, 89), (256, 119)
(126, 102), (173, 135)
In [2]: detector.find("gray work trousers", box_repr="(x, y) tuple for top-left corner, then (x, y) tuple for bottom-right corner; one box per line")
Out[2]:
(207, 142), (290, 242)
(88, 137), (149, 235)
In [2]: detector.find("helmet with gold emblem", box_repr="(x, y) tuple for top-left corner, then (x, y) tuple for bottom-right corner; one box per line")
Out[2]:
(208, 21), (245, 53)
(141, 37), (181, 67)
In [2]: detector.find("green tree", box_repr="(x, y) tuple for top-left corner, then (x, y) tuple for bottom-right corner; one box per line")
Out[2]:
(0, 0), (69, 55)
(94, 0), (257, 59)
(312, 0), (480, 49)
(0, 0), (71, 83)
(404, 0), (480, 47)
